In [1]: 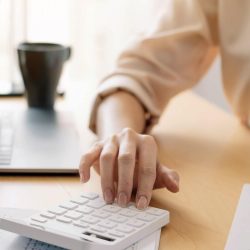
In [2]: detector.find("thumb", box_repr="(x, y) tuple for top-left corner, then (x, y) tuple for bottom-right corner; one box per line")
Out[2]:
(155, 164), (180, 193)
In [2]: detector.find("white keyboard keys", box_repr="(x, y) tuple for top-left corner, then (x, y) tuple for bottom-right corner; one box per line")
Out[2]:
(80, 216), (100, 224)
(119, 209), (138, 218)
(103, 205), (122, 213)
(40, 212), (56, 219)
(109, 231), (125, 238)
(116, 225), (134, 234)
(127, 219), (145, 228)
(81, 193), (99, 200)
(56, 216), (72, 224)
(64, 211), (82, 220)
(98, 221), (117, 229)
(90, 225), (107, 233)
(110, 215), (128, 223)
(128, 204), (144, 212)
(86, 200), (106, 209)
(137, 214), (155, 222)
(59, 202), (78, 210)
(1, 192), (169, 250)
(31, 216), (47, 223)
(71, 197), (89, 205)
(92, 211), (111, 219)
(76, 206), (94, 214)
(147, 208), (166, 216)
(48, 207), (67, 215)
(73, 221), (89, 229)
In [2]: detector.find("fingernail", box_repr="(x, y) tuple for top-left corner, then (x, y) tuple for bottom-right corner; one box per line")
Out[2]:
(137, 196), (148, 210)
(104, 189), (113, 204)
(118, 192), (128, 207)
(170, 176), (179, 186)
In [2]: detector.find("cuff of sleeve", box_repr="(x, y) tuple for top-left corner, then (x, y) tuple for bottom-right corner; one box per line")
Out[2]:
(88, 76), (161, 134)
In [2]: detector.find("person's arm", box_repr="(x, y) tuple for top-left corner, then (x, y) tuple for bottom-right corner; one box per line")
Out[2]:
(96, 91), (145, 138)
(80, 0), (218, 209)
(80, 90), (179, 209)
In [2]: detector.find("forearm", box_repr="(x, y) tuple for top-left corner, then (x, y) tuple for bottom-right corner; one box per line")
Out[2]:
(96, 91), (146, 139)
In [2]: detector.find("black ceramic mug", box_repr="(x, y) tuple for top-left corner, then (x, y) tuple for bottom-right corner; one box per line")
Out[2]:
(17, 42), (71, 109)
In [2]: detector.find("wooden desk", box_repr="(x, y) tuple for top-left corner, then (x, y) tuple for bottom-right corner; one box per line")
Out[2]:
(1, 91), (250, 250)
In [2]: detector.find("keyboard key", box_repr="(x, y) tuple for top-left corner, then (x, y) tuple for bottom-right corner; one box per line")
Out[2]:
(80, 216), (100, 224)
(136, 214), (155, 222)
(127, 219), (145, 228)
(64, 211), (83, 220)
(76, 206), (94, 214)
(92, 211), (111, 219)
(59, 202), (78, 210)
(90, 225), (107, 233)
(110, 215), (128, 223)
(56, 216), (72, 223)
(119, 209), (138, 218)
(146, 208), (166, 216)
(103, 205), (122, 213)
(87, 200), (106, 209)
(31, 216), (47, 223)
(81, 193), (99, 200)
(71, 197), (89, 205)
(10, 192), (169, 249)
(116, 225), (134, 234)
(48, 207), (67, 215)
(128, 204), (145, 212)
(73, 221), (89, 229)
(98, 221), (117, 229)
(109, 231), (125, 238)
(40, 212), (56, 219)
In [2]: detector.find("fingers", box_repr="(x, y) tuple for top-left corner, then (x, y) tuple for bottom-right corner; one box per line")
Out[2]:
(154, 164), (179, 192)
(79, 128), (180, 209)
(100, 136), (118, 204)
(136, 135), (157, 210)
(117, 129), (137, 207)
(79, 142), (103, 183)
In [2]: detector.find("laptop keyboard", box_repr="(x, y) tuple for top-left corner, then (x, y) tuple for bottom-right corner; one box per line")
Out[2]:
(0, 112), (13, 165)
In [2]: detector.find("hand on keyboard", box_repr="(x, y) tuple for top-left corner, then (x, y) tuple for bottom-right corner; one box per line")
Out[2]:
(79, 128), (179, 209)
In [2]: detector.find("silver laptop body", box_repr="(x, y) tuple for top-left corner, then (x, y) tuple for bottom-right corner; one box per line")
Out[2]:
(0, 109), (81, 173)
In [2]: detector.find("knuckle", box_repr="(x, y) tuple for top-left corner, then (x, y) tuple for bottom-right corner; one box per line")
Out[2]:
(109, 134), (117, 142)
(92, 141), (102, 149)
(100, 152), (115, 164)
(118, 153), (134, 166)
(141, 135), (156, 146)
(121, 127), (135, 137)
(141, 167), (156, 178)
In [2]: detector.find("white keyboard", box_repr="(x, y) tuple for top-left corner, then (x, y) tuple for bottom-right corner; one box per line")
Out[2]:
(0, 192), (169, 250)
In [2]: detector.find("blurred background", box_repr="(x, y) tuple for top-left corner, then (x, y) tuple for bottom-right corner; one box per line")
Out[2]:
(0, 0), (230, 112)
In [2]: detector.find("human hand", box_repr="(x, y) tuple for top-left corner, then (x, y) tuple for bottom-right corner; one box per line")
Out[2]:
(79, 128), (179, 209)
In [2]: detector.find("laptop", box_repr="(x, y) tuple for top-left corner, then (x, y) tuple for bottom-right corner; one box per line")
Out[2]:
(225, 184), (250, 250)
(0, 109), (81, 173)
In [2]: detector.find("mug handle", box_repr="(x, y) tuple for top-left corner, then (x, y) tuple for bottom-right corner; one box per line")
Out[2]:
(64, 46), (71, 61)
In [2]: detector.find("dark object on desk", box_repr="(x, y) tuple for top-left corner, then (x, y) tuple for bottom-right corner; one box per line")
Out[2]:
(17, 42), (71, 109)
(0, 82), (65, 97)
